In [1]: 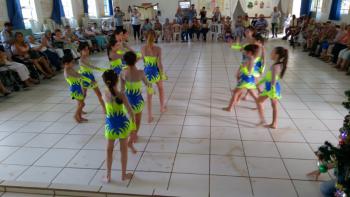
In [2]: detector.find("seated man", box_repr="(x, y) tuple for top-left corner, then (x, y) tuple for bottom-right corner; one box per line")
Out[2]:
(254, 14), (268, 33)
(0, 22), (14, 51)
(172, 19), (181, 41)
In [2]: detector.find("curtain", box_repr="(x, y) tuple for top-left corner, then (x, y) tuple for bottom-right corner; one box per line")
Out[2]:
(239, 0), (247, 13)
(108, 0), (114, 16)
(300, 0), (312, 16)
(280, 0), (289, 14)
(272, 0), (281, 7)
(83, 0), (88, 14)
(6, 0), (25, 29)
(329, 0), (341, 20)
(51, 0), (66, 24)
(230, 0), (239, 16)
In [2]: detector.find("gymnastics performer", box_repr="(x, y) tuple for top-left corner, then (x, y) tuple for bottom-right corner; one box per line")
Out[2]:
(102, 69), (135, 182)
(78, 43), (106, 113)
(121, 51), (153, 153)
(256, 46), (288, 129)
(223, 44), (259, 111)
(63, 54), (87, 123)
(141, 30), (167, 123)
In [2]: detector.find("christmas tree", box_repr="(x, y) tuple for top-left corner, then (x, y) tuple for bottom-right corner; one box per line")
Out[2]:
(315, 90), (350, 197)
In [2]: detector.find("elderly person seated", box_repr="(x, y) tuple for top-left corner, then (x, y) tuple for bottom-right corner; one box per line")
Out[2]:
(90, 23), (107, 50)
(0, 22), (14, 51)
(27, 35), (62, 71)
(141, 18), (153, 42)
(254, 14), (268, 34)
(54, 29), (79, 59)
(154, 19), (162, 43)
(0, 46), (39, 87)
(11, 32), (54, 79)
(163, 18), (173, 42)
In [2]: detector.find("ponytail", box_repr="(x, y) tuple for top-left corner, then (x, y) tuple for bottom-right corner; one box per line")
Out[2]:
(146, 30), (155, 47)
(274, 47), (288, 79)
(102, 70), (118, 97)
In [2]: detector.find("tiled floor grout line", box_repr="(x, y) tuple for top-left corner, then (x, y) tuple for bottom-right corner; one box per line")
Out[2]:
(222, 44), (255, 197)
(165, 44), (198, 191)
(208, 43), (213, 197)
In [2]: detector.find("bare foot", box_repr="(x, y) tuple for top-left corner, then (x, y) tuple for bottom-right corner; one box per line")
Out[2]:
(75, 116), (82, 123)
(160, 106), (167, 113)
(80, 117), (88, 122)
(103, 175), (111, 183)
(222, 107), (232, 112)
(148, 116), (154, 123)
(128, 140), (137, 154)
(122, 173), (133, 181)
(256, 120), (266, 127)
(264, 123), (277, 129)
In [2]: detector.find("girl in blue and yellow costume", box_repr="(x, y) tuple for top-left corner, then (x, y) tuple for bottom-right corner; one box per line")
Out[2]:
(78, 43), (106, 113)
(257, 47), (288, 129)
(223, 44), (259, 112)
(108, 29), (138, 75)
(102, 69), (135, 183)
(141, 30), (167, 123)
(120, 51), (153, 153)
(63, 54), (87, 123)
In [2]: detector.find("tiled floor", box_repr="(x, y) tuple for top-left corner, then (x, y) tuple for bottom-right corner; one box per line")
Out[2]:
(0, 39), (348, 197)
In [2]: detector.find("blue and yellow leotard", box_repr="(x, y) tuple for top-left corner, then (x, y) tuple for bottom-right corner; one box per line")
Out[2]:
(79, 62), (98, 89)
(110, 50), (125, 75)
(65, 76), (84, 101)
(253, 56), (265, 77)
(144, 56), (161, 83)
(105, 96), (135, 140)
(125, 81), (144, 114)
(237, 63), (256, 90)
(259, 69), (282, 100)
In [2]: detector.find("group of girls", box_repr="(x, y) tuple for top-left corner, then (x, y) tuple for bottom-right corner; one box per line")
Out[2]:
(63, 29), (167, 182)
(224, 27), (288, 129)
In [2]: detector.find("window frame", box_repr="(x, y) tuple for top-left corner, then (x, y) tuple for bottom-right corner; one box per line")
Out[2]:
(61, 0), (74, 19)
(103, 0), (111, 16)
(20, 0), (38, 29)
(88, 0), (98, 18)
(340, 0), (350, 15)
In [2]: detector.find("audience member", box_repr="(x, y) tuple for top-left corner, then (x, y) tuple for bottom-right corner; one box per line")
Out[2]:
(201, 19), (210, 41)
(212, 7), (221, 23)
(163, 18), (173, 42)
(131, 8), (141, 41)
(154, 19), (162, 43)
(0, 22), (14, 50)
(181, 19), (190, 42)
(114, 6), (125, 31)
(271, 7), (281, 38)
(141, 18), (153, 42)
(200, 7), (207, 23)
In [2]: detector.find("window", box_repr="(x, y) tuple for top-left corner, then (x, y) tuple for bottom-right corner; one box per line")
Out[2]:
(88, 0), (98, 17)
(20, 0), (38, 29)
(310, 0), (323, 12)
(61, 0), (74, 18)
(341, 0), (350, 14)
(104, 0), (111, 16)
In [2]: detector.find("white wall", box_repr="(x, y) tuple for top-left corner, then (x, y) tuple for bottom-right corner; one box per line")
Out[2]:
(0, 0), (9, 26)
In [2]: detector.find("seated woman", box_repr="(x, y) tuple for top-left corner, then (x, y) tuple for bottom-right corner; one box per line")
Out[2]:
(191, 19), (201, 41)
(91, 23), (107, 50)
(172, 19), (181, 41)
(335, 41), (350, 71)
(154, 19), (162, 43)
(11, 32), (54, 79)
(27, 35), (62, 71)
(224, 16), (233, 42)
(43, 30), (64, 58)
(0, 47), (39, 87)
(163, 18), (173, 42)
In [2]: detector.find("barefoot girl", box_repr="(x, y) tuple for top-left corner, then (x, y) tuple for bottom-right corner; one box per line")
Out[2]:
(78, 43), (105, 113)
(242, 33), (266, 100)
(63, 54), (87, 123)
(223, 44), (259, 111)
(102, 70), (135, 182)
(256, 47), (288, 129)
(141, 30), (167, 123)
(121, 51), (153, 153)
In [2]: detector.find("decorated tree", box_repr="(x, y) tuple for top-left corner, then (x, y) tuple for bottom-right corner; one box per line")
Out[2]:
(314, 90), (350, 197)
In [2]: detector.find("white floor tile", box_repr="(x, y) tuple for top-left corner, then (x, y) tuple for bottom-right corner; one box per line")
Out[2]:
(3, 147), (47, 165)
(210, 176), (253, 197)
(181, 125), (210, 138)
(0, 164), (28, 180)
(52, 168), (96, 185)
(251, 178), (297, 197)
(210, 155), (248, 176)
(243, 141), (280, 158)
(67, 150), (105, 169)
(276, 142), (315, 159)
(246, 157), (289, 179)
(16, 166), (61, 183)
(137, 152), (175, 172)
(211, 139), (244, 156)
(168, 173), (209, 196)
(129, 171), (170, 190)
(178, 138), (209, 154)
(34, 148), (79, 167)
(173, 154), (209, 174)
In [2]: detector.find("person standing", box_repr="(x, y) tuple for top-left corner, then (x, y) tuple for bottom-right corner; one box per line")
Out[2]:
(199, 7), (207, 23)
(212, 7), (222, 23)
(271, 6), (281, 38)
(188, 4), (197, 23)
(131, 8), (141, 41)
(175, 6), (183, 24)
(114, 6), (125, 31)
